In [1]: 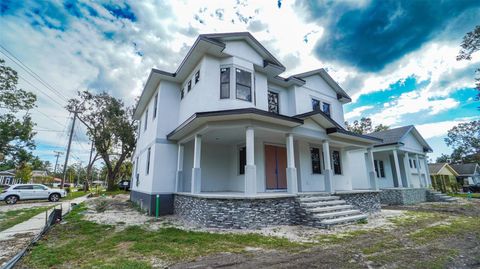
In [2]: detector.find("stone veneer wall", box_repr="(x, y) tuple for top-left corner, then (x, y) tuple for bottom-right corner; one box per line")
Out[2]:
(336, 191), (381, 213)
(174, 194), (297, 229)
(380, 188), (427, 205)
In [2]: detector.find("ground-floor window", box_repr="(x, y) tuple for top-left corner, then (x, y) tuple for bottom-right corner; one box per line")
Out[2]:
(374, 160), (386, 178)
(310, 147), (322, 174)
(332, 150), (342, 175)
(239, 146), (246, 174)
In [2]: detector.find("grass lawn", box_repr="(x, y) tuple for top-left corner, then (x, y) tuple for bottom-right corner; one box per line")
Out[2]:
(65, 191), (90, 200)
(21, 203), (304, 268)
(0, 206), (52, 231)
(448, 192), (480, 199)
(19, 201), (480, 269)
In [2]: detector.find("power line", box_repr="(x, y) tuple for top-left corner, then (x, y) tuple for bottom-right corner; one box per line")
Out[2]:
(35, 109), (67, 128)
(19, 75), (65, 108)
(0, 45), (71, 101)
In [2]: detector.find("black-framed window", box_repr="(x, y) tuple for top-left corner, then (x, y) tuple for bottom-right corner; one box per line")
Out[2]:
(220, 67), (230, 99)
(153, 93), (158, 119)
(311, 147), (322, 174)
(322, 102), (331, 116)
(239, 147), (246, 174)
(144, 109), (148, 131)
(332, 150), (342, 175)
(195, 70), (200, 84)
(268, 91), (279, 114)
(135, 156), (140, 187)
(180, 88), (184, 99)
(409, 159), (413, 168)
(413, 159), (417, 168)
(374, 160), (385, 178)
(236, 68), (251, 101)
(312, 98), (320, 111)
(146, 147), (151, 175)
(187, 80), (192, 92)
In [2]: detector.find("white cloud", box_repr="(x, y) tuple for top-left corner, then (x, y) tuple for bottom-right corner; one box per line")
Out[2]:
(344, 105), (374, 120)
(415, 117), (479, 139)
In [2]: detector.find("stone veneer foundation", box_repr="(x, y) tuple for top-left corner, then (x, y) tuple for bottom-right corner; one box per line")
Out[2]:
(335, 191), (381, 213)
(379, 188), (427, 205)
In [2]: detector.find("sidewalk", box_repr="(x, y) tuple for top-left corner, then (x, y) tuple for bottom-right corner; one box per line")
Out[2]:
(0, 195), (90, 266)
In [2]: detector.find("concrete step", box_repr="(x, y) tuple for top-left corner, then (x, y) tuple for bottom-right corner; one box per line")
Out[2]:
(307, 204), (353, 213)
(297, 193), (332, 197)
(320, 214), (368, 226)
(314, 209), (361, 220)
(298, 196), (340, 203)
(301, 200), (346, 208)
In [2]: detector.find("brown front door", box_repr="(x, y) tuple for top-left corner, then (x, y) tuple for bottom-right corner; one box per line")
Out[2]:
(265, 145), (287, 190)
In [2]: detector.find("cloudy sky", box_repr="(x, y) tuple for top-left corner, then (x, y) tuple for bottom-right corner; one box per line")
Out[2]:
(1, 0), (479, 167)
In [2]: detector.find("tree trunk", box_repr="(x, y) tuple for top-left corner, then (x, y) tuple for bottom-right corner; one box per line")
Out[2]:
(107, 170), (116, 191)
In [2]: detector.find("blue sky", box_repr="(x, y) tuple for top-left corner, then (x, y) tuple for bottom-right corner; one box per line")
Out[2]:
(0, 0), (479, 166)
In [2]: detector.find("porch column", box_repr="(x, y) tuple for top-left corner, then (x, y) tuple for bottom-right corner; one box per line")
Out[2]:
(415, 154), (423, 187)
(367, 148), (378, 190)
(286, 133), (298, 194)
(175, 144), (184, 192)
(403, 152), (413, 188)
(392, 149), (403, 188)
(244, 127), (257, 195)
(423, 158), (432, 187)
(191, 134), (202, 194)
(322, 140), (334, 193)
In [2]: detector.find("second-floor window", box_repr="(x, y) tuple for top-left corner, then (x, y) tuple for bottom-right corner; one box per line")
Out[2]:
(146, 147), (151, 175)
(322, 102), (331, 116)
(195, 70), (200, 84)
(312, 98), (320, 111)
(220, 68), (230, 99)
(187, 80), (192, 92)
(268, 91), (279, 114)
(181, 88), (184, 99)
(144, 109), (148, 131)
(153, 93), (158, 119)
(236, 68), (251, 101)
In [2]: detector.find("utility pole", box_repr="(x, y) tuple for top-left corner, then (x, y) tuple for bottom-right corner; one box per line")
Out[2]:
(61, 110), (79, 189)
(53, 151), (63, 174)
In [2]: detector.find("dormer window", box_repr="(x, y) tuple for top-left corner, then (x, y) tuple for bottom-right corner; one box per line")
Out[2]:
(236, 68), (251, 102)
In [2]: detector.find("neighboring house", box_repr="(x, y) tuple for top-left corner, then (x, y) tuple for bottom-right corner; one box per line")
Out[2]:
(349, 126), (433, 205)
(0, 169), (17, 185)
(428, 163), (460, 193)
(451, 163), (480, 185)
(31, 170), (49, 183)
(130, 32), (431, 228)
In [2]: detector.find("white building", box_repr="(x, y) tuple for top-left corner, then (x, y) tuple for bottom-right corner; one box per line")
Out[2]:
(130, 32), (431, 228)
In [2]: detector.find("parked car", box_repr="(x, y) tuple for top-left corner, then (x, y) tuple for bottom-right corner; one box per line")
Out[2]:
(0, 184), (67, 204)
(118, 180), (131, 191)
(463, 183), (480, 193)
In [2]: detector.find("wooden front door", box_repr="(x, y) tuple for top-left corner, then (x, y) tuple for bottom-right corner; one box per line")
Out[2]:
(265, 145), (287, 190)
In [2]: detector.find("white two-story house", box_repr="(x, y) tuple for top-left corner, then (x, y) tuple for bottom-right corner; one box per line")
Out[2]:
(131, 32), (392, 229)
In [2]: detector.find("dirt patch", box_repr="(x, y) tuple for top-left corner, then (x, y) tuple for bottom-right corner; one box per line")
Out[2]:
(384, 198), (480, 217)
(0, 232), (35, 267)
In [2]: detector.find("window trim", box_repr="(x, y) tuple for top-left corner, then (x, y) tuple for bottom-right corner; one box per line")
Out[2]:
(235, 68), (252, 102)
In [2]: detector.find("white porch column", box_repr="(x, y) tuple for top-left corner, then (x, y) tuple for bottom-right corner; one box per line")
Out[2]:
(367, 148), (378, 190)
(322, 140), (334, 193)
(392, 149), (403, 188)
(244, 127), (257, 195)
(423, 158), (432, 187)
(286, 133), (298, 194)
(191, 134), (202, 194)
(415, 154), (423, 187)
(175, 144), (184, 192)
(403, 152), (413, 188)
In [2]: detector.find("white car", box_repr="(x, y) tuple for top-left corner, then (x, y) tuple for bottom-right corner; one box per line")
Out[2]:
(0, 184), (67, 204)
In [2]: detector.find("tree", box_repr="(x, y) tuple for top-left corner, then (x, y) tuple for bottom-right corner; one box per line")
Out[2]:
(0, 59), (37, 167)
(435, 154), (450, 163)
(444, 120), (480, 163)
(67, 91), (137, 191)
(457, 25), (480, 108)
(345, 117), (390, 135)
(15, 162), (32, 183)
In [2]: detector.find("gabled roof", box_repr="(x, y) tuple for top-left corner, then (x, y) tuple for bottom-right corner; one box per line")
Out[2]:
(367, 125), (433, 152)
(428, 163), (459, 176)
(289, 68), (351, 102)
(451, 163), (480, 176)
